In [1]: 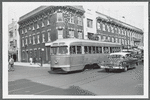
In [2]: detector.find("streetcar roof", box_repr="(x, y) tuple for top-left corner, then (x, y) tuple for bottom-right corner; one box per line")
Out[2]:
(45, 38), (121, 47)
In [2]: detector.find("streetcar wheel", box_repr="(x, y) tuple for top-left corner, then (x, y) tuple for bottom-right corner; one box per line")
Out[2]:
(123, 66), (128, 72)
(105, 68), (110, 72)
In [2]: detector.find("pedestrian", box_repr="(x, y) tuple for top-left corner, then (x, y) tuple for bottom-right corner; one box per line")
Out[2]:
(29, 57), (33, 65)
(33, 56), (36, 64)
(8, 57), (14, 71)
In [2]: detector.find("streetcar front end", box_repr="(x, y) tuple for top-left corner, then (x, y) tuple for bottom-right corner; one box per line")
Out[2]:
(50, 44), (71, 73)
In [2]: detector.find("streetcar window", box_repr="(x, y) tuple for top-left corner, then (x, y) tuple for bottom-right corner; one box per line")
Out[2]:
(59, 46), (68, 54)
(77, 46), (82, 54)
(50, 46), (68, 55)
(104, 47), (109, 53)
(96, 47), (99, 53)
(110, 47), (113, 53)
(50, 47), (58, 55)
(84, 46), (88, 54)
(99, 47), (102, 53)
(92, 46), (95, 54)
(70, 46), (76, 54)
(89, 46), (92, 54)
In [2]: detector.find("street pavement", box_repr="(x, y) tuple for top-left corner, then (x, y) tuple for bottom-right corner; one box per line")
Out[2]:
(8, 62), (144, 96)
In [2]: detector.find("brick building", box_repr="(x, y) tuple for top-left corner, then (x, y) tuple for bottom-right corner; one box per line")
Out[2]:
(18, 6), (85, 63)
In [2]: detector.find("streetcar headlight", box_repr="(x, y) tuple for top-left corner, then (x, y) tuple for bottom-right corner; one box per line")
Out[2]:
(54, 60), (58, 64)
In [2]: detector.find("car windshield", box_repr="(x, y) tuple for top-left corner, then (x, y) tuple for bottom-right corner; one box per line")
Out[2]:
(50, 46), (68, 55)
(110, 54), (123, 58)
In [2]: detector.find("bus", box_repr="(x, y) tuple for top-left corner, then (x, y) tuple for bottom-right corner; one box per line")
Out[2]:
(45, 38), (122, 73)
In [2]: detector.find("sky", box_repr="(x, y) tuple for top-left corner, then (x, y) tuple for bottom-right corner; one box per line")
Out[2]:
(6, 2), (147, 30)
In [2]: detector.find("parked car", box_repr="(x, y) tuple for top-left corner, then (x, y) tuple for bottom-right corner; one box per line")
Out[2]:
(121, 49), (143, 62)
(100, 52), (139, 72)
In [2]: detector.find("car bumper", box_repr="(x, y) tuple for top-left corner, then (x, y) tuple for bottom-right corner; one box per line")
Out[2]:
(101, 66), (124, 69)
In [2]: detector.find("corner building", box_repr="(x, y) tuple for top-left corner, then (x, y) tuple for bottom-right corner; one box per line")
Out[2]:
(18, 6), (85, 63)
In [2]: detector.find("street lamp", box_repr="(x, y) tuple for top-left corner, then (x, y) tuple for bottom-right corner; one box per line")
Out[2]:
(41, 48), (44, 67)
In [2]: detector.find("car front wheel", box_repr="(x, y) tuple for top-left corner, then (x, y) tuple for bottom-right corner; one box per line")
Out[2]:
(123, 66), (128, 72)
(105, 68), (110, 72)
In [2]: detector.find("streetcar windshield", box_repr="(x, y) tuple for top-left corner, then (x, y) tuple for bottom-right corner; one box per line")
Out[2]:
(50, 46), (68, 55)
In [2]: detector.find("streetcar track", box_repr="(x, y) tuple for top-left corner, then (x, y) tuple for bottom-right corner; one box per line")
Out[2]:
(34, 71), (115, 95)
(9, 68), (116, 95)
(9, 68), (99, 86)
(9, 69), (101, 93)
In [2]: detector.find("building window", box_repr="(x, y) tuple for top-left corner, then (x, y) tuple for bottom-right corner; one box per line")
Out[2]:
(47, 19), (50, 25)
(25, 38), (28, 45)
(119, 39), (121, 44)
(58, 29), (63, 39)
(78, 31), (82, 39)
(122, 39), (124, 45)
(32, 25), (35, 30)
(42, 34), (45, 43)
(118, 28), (120, 34)
(42, 21), (45, 27)
(70, 14), (74, 24)
(37, 35), (40, 44)
(37, 24), (39, 29)
(114, 27), (117, 33)
(9, 31), (13, 37)
(25, 28), (27, 33)
(48, 32), (51, 41)
(103, 36), (106, 41)
(69, 30), (74, 38)
(22, 30), (24, 34)
(87, 18), (93, 28)
(22, 40), (24, 47)
(57, 13), (63, 22)
(102, 23), (105, 31)
(98, 35), (101, 41)
(124, 30), (126, 36)
(112, 37), (114, 42)
(111, 25), (114, 33)
(29, 36), (31, 44)
(78, 17), (82, 26)
(115, 38), (118, 43)
(107, 24), (110, 32)
(108, 37), (110, 41)
(33, 36), (35, 44)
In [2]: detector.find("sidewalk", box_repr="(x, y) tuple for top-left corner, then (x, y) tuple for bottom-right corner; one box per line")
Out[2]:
(14, 62), (50, 67)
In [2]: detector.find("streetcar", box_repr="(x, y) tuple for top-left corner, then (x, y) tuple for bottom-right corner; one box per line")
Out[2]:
(45, 38), (122, 73)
